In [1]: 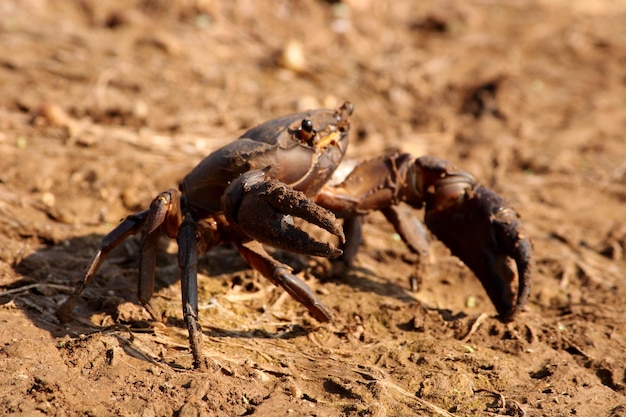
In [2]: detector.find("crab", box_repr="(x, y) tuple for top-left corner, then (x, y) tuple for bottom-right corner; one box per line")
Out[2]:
(57, 102), (533, 369)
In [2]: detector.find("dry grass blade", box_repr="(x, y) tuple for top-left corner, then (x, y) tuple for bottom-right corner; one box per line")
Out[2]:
(460, 312), (489, 343)
(353, 365), (457, 417)
(0, 283), (75, 297)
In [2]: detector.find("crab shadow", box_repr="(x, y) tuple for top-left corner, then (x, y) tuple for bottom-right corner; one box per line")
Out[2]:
(322, 263), (418, 304)
(8, 232), (421, 363)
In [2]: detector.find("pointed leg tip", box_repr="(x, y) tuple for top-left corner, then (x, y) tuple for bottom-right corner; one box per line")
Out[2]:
(310, 305), (334, 322)
(498, 310), (516, 323)
(193, 357), (211, 372)
(56, 300), (77, 323)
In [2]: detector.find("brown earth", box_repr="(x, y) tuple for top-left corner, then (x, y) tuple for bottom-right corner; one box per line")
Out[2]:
(1, 0), (625, 416)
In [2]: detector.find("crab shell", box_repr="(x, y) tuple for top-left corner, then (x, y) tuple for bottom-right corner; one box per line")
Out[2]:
(181, 102), (354, 214)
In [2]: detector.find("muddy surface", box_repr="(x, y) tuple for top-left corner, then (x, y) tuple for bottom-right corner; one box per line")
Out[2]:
(1, 1), (625, 416)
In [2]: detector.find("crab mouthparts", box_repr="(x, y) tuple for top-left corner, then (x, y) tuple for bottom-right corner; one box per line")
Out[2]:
(316, 131), (341, 148)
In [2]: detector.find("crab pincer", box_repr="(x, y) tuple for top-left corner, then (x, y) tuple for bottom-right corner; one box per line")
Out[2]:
(414, 156), (533, 321)
(222, 168), (345, 258)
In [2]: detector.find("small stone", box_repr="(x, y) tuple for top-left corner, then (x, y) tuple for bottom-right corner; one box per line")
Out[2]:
(280, 39), (306, 73)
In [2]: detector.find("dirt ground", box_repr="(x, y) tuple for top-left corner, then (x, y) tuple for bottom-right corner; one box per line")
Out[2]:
(1, 0), (625, 416)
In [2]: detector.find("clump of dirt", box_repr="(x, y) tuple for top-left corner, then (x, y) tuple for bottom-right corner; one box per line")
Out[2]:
(1, 0), (625, 416)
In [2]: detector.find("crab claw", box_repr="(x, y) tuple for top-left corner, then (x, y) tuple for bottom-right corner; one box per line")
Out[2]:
(222, 168), (345, 258)
(415, 156), (533, 322)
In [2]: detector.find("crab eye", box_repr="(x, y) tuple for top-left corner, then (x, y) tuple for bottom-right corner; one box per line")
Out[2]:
(295, 118), (316, 145)
(301, 119), (314, 133)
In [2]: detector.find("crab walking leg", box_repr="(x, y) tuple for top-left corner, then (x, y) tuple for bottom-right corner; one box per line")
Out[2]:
(138, 190), (182, 317)
(177, 213), (206, 370)
(381, 203), (432, 280)
(57, 189), (183, 324)
(337, 216), (363, 267)
(236, 240), (334, 322)
(381, 203), (431, 261)
(56, 209), (149, 323)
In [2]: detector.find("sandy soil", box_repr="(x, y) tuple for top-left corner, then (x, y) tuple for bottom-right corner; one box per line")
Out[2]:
(1, 0), (625, 416)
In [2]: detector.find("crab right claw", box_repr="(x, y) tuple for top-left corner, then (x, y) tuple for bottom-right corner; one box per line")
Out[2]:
(222, 169), (345, 258)
(415, 156), (533, 322)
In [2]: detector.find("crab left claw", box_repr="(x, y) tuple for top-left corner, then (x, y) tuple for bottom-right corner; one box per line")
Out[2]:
(316, 153), (533, 322)
(222, 168), (345, 258)
(413, 156), (533, 321)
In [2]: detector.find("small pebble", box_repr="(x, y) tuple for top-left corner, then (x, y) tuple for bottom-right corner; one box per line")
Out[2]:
(465, 296), (476, 308)
(40, 192), (56, 208)
(280, 39), (306, 73)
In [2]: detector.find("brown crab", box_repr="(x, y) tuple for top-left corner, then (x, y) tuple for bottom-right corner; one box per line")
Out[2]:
(57, 102), (533, 369)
